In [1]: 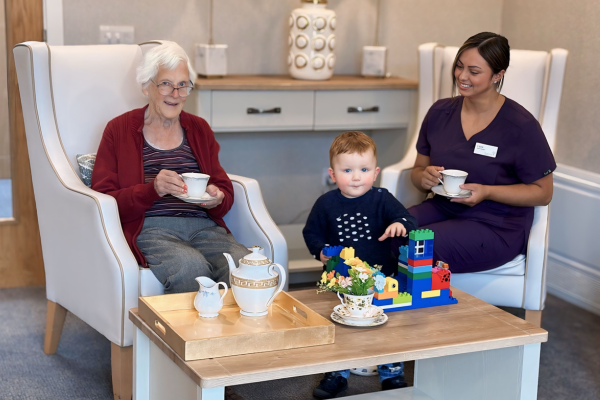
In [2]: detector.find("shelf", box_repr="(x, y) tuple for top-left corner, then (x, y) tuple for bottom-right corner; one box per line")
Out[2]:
(194, 75), (418, 91)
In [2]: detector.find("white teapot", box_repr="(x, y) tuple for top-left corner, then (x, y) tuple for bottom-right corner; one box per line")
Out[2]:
(223, 246), (286, 317)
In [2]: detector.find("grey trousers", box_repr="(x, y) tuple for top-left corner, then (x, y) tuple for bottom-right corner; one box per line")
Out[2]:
(137, 217), (251, 293)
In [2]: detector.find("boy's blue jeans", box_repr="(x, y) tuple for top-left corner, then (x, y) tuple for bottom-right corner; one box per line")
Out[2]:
(330, 362), (404, 382)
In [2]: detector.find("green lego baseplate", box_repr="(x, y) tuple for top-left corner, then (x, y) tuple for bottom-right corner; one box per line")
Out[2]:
(408, 229), (434, 241)
(393, 292), (412, 304)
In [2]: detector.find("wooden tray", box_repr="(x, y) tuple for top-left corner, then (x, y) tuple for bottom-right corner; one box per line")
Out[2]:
(138, 290), (335, 361)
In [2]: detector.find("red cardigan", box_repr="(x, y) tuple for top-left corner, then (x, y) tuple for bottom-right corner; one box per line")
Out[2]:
(91, 106), (234, 266)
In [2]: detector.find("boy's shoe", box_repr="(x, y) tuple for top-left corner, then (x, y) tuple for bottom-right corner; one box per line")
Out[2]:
(313, 373), (349, 399)
(381, 376), (408, 391)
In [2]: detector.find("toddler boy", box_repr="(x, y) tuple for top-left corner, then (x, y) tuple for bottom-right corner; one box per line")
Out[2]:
(303, 131), (417, 398)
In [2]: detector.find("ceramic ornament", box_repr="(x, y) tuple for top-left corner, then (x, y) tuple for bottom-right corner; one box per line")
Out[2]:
(289, 0), (336, 81)
(195, 0), (228, 77)
(361, 0), (387, 77)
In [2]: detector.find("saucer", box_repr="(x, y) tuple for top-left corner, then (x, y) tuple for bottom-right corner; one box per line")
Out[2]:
(330, 311), (388, 327)
(432, 185), (471, 199)
(173, 192), (218, 204)
(333, 304), (383, 324)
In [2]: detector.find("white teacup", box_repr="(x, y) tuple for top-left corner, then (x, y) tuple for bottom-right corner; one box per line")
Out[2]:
(438, 169), (468, 195)
(337, 292), (374, 318)
(179, 173), (210, 198)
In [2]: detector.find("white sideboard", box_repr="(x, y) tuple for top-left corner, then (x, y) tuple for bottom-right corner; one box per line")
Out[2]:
(192, 75), (418, 283)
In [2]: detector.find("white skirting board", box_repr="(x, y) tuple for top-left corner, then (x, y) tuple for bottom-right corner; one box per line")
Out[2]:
(548, 163), (600, 316)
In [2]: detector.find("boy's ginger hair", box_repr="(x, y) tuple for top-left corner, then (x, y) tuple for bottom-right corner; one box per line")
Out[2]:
(329, 131), (377, 168)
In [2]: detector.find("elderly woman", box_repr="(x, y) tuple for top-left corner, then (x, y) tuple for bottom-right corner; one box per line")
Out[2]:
(393, 32), (555, 274)
(91, 42), (249, 293)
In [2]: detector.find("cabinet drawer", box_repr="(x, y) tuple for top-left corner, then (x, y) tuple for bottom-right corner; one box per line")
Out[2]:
(314, 90), (410, 130)
(211, 91), (314, 132)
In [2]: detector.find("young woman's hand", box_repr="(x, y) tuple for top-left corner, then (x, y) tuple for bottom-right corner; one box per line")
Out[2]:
(450, 183), (490, 206)
(320, 250), (331, 264)
(421, 166), (445, 191)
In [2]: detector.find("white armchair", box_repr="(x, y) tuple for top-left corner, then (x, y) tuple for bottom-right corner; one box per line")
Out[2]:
(381, 43), (567, 326)
(14, 41), (287, 400)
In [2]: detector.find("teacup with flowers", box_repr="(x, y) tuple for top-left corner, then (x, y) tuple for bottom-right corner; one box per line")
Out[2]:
(317, 257), (384, 318)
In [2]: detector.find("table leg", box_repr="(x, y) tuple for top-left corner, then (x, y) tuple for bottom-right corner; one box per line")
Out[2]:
(197, 387), (225, 400)
(414, 343), (541, 400)
(133, 326), (151, 400)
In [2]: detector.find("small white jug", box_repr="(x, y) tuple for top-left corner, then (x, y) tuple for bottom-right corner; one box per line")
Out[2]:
(194, 276), (228, 318)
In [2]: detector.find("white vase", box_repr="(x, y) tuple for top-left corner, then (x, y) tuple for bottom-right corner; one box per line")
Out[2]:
(289, 0), (336, 81)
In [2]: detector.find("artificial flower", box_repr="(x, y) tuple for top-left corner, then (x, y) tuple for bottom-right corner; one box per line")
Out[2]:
(326, 270), (335, 280)
(374, 274), (386, 291)
(344, 257), (364, 267)
(327, 277), (337, 287)
(320, 271), (327, 284)
(338, 276), (353, 288)
(358, 272), (369, 282)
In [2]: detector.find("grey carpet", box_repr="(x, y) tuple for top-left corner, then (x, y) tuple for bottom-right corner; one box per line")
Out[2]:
(0, 179), (12, 219)
(0, 286), (598, 400)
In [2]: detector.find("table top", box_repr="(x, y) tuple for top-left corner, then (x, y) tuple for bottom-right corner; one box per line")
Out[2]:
(129, 288), (547, 389)
(193, 75), (419, 91)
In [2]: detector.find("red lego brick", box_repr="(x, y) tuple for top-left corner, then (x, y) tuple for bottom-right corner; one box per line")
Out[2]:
(408, 258), (433, 267)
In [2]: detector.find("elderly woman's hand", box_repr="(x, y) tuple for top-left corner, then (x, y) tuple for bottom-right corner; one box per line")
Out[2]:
(154, 169), (186, 197)
(421, 165), (445, 191)
(451, 183), (490, 207)
(200, 184), (225, 209)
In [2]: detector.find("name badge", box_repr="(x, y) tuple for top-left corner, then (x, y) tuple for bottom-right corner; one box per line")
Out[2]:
(474, 142), (498, 158)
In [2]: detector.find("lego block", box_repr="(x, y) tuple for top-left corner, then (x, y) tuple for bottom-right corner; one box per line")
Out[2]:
(408, 258), (433, 267)
(339, 247), (355, 260)
(407, 276), (432, 294)
(398, 261), (408, 271)
(408, 238), (434, 260)
(323, 245), (343, 258)
(421, 289), (441, 298)
(397, 268), (432, 280)
(393, 292), (412, 304)
(407, 265), (431, 274)
(408, 229), (434, 241)
(431, 269), (451, 290)
(385, 277), (398, 292)
(325, 256), (339, 272)
(373, 297), (394, 306)
(334, 261), (350, 277)
(375, 290), (398, 300)
(398, 245), (408, 264)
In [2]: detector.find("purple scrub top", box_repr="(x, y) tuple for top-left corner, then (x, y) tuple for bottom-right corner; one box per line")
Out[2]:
(416, 96), (556, 235)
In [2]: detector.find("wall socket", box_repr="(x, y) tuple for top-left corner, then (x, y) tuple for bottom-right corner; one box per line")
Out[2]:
(322, 167), (335, 187)
(99, 25), (134, 44)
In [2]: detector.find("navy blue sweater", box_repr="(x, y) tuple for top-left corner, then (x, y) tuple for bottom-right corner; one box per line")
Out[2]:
(303, 187), (418, 276)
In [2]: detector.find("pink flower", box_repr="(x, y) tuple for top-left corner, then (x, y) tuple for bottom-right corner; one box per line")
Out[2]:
(338, 276), (353, 288)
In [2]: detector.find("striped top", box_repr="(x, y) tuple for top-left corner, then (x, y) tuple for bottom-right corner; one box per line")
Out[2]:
(143, 134), (208, 218)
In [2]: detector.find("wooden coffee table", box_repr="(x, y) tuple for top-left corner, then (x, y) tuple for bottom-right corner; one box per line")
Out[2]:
(129, 288), (547, 400)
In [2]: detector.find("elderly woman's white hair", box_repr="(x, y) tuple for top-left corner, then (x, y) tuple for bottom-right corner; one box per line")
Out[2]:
(136, 41), (196, 89)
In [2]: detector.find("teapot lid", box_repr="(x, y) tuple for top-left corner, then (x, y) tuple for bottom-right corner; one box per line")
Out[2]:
(241, 246), (271, 266)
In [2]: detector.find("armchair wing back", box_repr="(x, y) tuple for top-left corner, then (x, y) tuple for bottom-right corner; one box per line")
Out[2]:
(14, 41), (287, 349)
(380, 43), (567, 314)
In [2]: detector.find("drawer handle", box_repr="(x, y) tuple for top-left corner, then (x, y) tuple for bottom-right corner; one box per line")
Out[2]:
(247, 107), (281, 114)
(348, 106), (379, 113)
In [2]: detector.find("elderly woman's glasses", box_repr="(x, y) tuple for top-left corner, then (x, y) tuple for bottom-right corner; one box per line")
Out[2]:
(150, 79), (194, 97)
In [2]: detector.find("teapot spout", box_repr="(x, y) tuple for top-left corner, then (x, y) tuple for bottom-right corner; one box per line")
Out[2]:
(223, 252), (236, 273)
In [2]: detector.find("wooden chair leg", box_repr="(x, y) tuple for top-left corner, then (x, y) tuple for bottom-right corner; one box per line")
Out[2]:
(44, 300), (67, 355)
(111, 343), (133, 400)
(525, 310), (543, 327)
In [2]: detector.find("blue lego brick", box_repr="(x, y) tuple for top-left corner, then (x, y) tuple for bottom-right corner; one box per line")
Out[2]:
(407, 265), (432, 274)
(381, 293), (458, 313)
(323, 245), (343, 257)
(373, 297), (394, 306)
(398, 245), (408, 264)
(334, 261), (350, 277)
(407, 276), (432, 295)
(408, 238), (434, 260)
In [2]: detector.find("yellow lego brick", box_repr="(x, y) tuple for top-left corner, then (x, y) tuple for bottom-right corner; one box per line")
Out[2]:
(421, 289), (441, 298)
(340, 247), (355, 260)
(375, 290), (398, 300)
(385, 277), (398, 292)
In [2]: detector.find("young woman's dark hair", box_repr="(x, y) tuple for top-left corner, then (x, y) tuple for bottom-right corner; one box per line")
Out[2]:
(452, 32), (510, 96)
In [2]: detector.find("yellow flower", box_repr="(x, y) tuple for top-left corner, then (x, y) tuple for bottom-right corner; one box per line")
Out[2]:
(344, 257), (364, 267)
(320, 271), (327, 284)
(327, 277), (337, 287)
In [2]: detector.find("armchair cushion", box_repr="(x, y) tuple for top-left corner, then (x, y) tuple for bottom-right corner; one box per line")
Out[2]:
(76, 153), (96, 187)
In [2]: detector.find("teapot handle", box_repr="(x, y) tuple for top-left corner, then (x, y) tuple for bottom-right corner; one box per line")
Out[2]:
(217, 282), (228, 302)
(266, 263), (287, 308)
